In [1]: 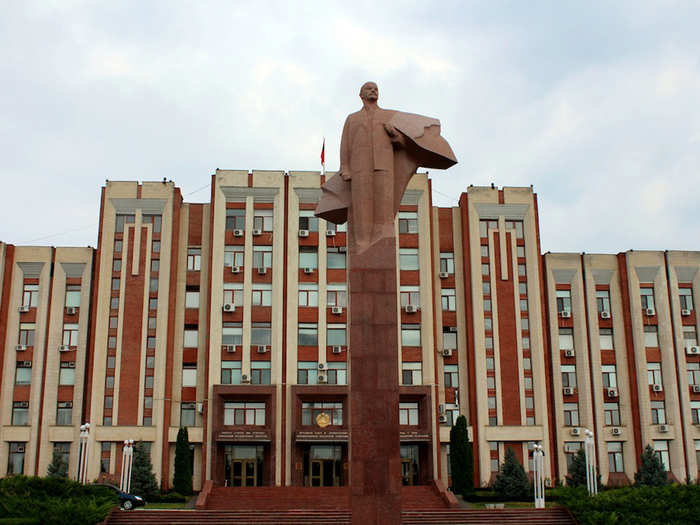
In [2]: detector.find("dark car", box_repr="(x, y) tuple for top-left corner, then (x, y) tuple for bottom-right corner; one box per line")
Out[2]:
(96, 484), (146, 510)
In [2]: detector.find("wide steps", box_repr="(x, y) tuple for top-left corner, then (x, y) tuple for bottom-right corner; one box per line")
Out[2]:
(402, 508), (577, 524)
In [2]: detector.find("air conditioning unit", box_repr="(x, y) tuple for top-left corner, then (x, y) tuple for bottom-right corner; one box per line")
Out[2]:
(318, 363), (326, 370)
(448, 326), (458, 333)
(439, 414), (449, 424)
(331, 306), (343, 315)
(607, 388), (619, 398)
(67, 362), (76, 368)
(16, 445), (25, 453)
(338, 246), (347, 253)
(570, 427), (581, 436)
(15, 345), (27, 352)
(18, 401), (29, 408)
(223, 303), (236, 312)
(692, 385), (700, 393)
(405, 305), (418, 313)
(560, 310), (571, 318)
(223, 345), (236, 353)
(564, 349), (575, 358)
(332, 346), (342, 354)
(241, 374), (250, 383)
(601, 311), (611, 319)
(58, 402), (72, 408)
(611, 427), (622, 436)
(658, 424), (669, 433)
(257, 267), (267, 275)
(21, 361), (32, 367)
(303, 267), (314, 274)
(326, 230), (336, 237)
(438, 404), (445, 414)
(233, 229), (244, 237)
(686, 346), (700, 356)
(439, 272), (449, 279)
(645, 308), (656, 316)
(252, 229), (262, 236)
(442, 349), (453, 357)
(58, 345), (70, 352)
(256, 345), (268, 354)
(652, 384), (663, 392)
(18, 305), (29, 313)
(318, 373), (328, 383)
(197, 402), (204, 414)
(232, 265), (241, 274)
(66, 306), (78, 315)
(298, 229), (309, 238)
(563, 387), (575, 396)
(682, 309), (691, 317)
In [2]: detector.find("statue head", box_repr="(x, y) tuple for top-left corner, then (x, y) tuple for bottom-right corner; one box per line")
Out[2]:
(359, 82), (378, 102)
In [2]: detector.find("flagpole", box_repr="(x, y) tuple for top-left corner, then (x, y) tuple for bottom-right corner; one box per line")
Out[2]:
(321, 138), (326, 176)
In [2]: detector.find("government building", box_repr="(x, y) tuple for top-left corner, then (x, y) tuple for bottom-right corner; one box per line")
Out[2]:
(1, 170), (699, 490)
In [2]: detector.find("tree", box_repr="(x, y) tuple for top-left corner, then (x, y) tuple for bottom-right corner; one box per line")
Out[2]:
(492, 447), (530, 500)
(634, 444), (668, 487)
(173, 427), (193, 495)
(47, 449), (68, 478)
(566, 448), (602, 490)
(130, 442), (159, 500)
(449, 415), (473, 496)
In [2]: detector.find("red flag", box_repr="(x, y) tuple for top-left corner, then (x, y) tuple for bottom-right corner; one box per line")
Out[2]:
(320, 138), (325, 166)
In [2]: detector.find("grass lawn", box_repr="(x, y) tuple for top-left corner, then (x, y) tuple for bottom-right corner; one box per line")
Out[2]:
(466, 500), (562, 509)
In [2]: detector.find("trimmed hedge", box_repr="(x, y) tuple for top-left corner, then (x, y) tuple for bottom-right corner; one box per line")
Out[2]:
(0, 476), (117, 525)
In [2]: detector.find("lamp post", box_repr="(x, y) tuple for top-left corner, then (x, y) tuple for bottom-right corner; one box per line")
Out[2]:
(76, 423), (90, 484)
(533, 443), (545, 508)
(120, 440), (135, 493)
(583, 429), (598, 496)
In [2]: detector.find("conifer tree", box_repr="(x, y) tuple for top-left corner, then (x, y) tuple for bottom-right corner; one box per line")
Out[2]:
(449, 415), (473, 495)
(493, 447), (530, 500)
(173, 427), (193, 495)
(634, 445), (668, 486)
(47, 448), (68, 478)
(130, 442), (159, 500)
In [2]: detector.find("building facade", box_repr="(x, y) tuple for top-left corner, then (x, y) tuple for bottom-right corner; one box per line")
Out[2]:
(1, 171), (699, 489)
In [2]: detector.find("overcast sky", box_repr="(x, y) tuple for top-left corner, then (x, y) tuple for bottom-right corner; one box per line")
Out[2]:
(1, 1), (699, 253)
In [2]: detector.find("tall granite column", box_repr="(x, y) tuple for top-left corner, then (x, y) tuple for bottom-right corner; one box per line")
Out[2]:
(348, 236), (401, 525)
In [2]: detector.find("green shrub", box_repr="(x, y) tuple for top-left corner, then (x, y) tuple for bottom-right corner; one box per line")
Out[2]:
(449, 415), (473, 496)
(157, 491), (187, 503)
(130, 441), (159, 501)
(634, 445), (669, 487)
(492, 447), (531, 500)
(565, 449), (602, 490)
(173, 427), (193, 495)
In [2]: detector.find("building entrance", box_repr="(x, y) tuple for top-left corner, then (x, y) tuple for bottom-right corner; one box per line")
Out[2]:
(400, 445), (420, 485)
(224, 445), (264, 487)
(303, 445), (343, 487)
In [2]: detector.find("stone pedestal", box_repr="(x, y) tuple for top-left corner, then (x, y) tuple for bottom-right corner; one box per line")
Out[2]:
(349, 237), (401, 525)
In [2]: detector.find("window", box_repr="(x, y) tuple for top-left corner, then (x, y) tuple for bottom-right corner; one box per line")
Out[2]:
(21, 283), (39, 308)
(561, 365), (577, 388)
(251, 323), (271, 346)
(518, 264), (526, 277)
(253, 246), (273, 269)
(398, 211), (418, 234)
(481, 245), (490, 258)
(596, 290), (611, 314)
(107, 356), (115, 368)
(653, 440), (670, 471)
(53, 442), (71, 470)
(253, 209), (273, 231)
(112, 278), (120, 291)
(59, 362), (75, 385)
(221, 361), (242, 384)
(56, 402), (72, 425)
(113, 259), (121, 272)
(564, 442), (582, 469)
(523, 357), (531, 370)
(517, 246), (525, 258)
(641, 287), (655, 311)
(600, 328), (614, 350)
(327, 247), (346, 269)
(149, 278), (159, 293)
(224, 245), (245, 268)
(146, 356), (155, 368)
(399, 249), (419, 271)
(251, 284), (272, 307)
(399, 402), (419, 425)
(644, 326), (659, 347)
(152, 240), (160, 253)
(522, 336), (530, 349)
(441, 288), (456, 311)
(607, 442), (624, 473)
(602, 365), (617, 388)
(7, 443), (26, 475)
(525, 397), (534, 409)
(221, 322), (242, 347)
(488, 397), (496, 409)
(688, 363), (700, 386)
(145, 375), (154, 389)
(182, 364), (197, 387)
(647, 362), (662, 386)
(226, 208), (245, 230)
(401, 324), (421, 346)
(520, 299), (528, 311)
(185, 290), (200, 309)
(485, 336), (493, 349)
(15, 361), (31, 385)
(326, 222), (347, 233)
(604, 403), (621, 426)
(106, 376), (115, 389)
(680, 287), (694, 311)
(62, 324), (79, 346)
(521, 317), (529, 331)
(691, 401), (700, 425)
(181, 402), (196, 427)
(696, 441), (700, 473)
(559, 328), (574, 350)
(486, 357), (495, 370)
(299, 247), (318, 269)
(444, 364), (459, 388)
(445, 404), (460, 426)
(683, 326), (698, 348)
(482, 264), (490, 276)
(110, 297), (119, 310)
(519, 282), (527, 296)
(440, 252), (454, 274)
(251, 362), (271, 384)
(18, 323), (35, 347)
(327, 324), (346, 346)
(115, 214), (134, 233)
(298, 324), (318, 346)
(297, 362), (318, 385)
(114, 240), (122, 252)
(299, 284), (319, 307)
(223, 283), (244, 307)
(651, 401), (666, 425)
(299, 210), (319, 232)
(524, 377), (533, 390)
(143, 214), (162, 233)
(65, 285), (81, 308)
(556, 290), (572, 313)
(402, 362), (422, 385)
(187, 248), (201, 271)
(326, 284), (346, 307)
(443, 329), (457, 350)
(563, 403), (579, 426)
(484, 317), (492, 331)
(327, 362), (347, 385)
(302, 402), (343, 426)
(12, 402), (29, 426)
(183, 328), (198, 348)
(400, 286), (420, 308)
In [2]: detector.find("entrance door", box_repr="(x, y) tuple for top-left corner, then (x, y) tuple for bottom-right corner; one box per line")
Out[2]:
(400, 445), (420, 486)
(305, 445), (343, 487)
(309, 459), (338, 487)
(232, 459), (258, 487)
(224, 445), (264, 487)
